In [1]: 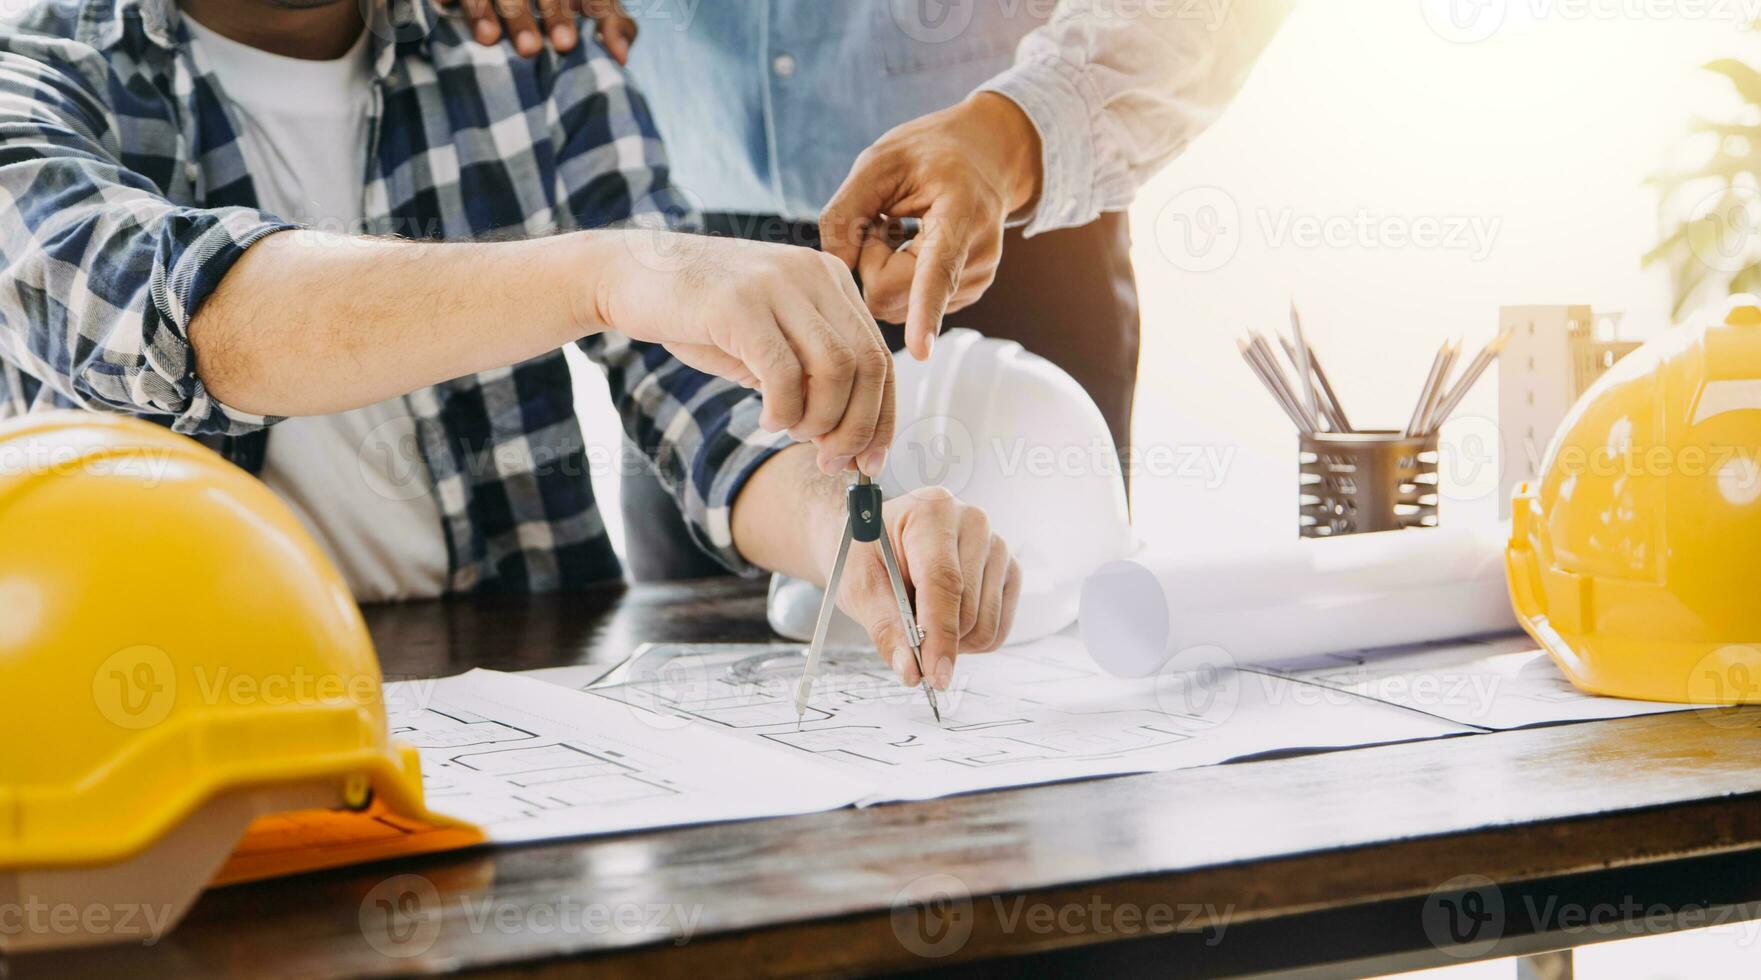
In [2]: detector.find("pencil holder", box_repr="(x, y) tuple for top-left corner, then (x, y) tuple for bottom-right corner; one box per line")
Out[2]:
(1298, 431), (1440, 538)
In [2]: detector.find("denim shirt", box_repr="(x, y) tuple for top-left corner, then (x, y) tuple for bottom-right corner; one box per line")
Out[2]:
(627, 0), (1292, 236)
(627, 0), (1039, 222)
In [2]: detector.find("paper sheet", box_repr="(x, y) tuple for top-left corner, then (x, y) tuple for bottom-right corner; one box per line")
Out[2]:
(530, 637), (1474, 806)
(208, 634), (1719, 879)
(1079, 527), (1517, 677)
(1258, 632), (1713, 730)
(382, 669), (872, 842)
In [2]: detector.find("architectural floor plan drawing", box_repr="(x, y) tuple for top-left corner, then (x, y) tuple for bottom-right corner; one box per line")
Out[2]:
(402, 632), (1712, 842)
(533, 637), (1474, 805)
(213, 634), (1718, 874)
(1256, 633), (1710, 730)
(381, 669), (872, 842)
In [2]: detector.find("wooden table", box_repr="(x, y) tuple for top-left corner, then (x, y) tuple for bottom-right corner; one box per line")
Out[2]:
(12, 580), (1761, 979)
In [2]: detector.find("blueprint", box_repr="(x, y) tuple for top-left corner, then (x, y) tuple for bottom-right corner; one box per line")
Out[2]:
(531, 636), (1474, 805)
(231, 636), (1712, 861)
(380, 669), (871, 842)
(1257, 633), (1709, 730)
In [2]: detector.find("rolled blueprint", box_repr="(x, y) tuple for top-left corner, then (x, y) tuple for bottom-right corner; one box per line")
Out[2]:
(1078, 527), (1517, 677)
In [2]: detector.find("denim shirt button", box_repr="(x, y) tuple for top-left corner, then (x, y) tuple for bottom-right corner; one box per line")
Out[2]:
(771, 53), (796, 78)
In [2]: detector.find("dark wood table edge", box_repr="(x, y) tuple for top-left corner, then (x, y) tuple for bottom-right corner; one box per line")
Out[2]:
(342, 775), (1761, 979)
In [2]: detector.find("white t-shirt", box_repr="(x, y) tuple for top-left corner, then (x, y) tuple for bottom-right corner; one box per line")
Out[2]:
(187, 17), (449, 602)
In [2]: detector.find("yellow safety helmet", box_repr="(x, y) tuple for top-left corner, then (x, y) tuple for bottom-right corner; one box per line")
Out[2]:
(0, 413), (466, 952)
(1507, 296), (1761, 704)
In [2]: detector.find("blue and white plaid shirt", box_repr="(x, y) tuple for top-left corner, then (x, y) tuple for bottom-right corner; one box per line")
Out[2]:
(0, 0), (792, 591)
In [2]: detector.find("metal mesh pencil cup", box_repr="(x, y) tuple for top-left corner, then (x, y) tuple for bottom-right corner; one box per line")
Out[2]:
(1298, 431), (1440, 537)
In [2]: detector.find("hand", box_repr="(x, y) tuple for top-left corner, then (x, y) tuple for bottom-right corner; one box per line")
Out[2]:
(821, 93), (1042, 360)
(827, 486), (1022, 690)
(593, 232), (895, 477)
(435, 0), (638, 62)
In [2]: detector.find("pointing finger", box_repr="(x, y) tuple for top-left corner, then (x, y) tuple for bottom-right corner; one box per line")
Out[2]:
(905, 205), (975, 360)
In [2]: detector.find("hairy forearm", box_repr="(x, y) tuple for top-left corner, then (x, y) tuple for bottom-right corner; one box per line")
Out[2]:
(730, 444), (848, 583)
(190, 229), (615, 417)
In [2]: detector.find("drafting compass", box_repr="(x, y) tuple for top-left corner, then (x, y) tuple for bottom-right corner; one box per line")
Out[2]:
(794, 474), (941, 728)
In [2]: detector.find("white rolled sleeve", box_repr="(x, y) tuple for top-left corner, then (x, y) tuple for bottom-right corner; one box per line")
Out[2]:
(979, 0), (1294, 237)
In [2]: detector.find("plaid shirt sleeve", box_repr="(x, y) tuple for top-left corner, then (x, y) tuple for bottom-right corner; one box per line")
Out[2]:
(0, 37), (295, 435)
(553, 50), (793, 576)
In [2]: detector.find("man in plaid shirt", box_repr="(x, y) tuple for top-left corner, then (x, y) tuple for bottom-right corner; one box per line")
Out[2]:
(0, 0), (1019, 690)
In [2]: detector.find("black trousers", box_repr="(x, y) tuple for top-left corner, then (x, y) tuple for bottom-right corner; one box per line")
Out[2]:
(620, 211), (1141, 582)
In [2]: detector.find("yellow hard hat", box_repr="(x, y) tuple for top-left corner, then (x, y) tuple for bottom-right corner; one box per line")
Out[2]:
(1506, 296), (1761, 704)
(0, 412), (465, 951)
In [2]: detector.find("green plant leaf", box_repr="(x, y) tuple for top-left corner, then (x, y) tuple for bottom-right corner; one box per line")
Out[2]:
(1652, 59), (1761, 316)
(1671, 257), (1714, 318)
(1689, 117), (1761, 139)
(1730, 262), (1761, 294)
(1705, 58), (1761, 106)
(1642, 227), (1686, 267)
(1668, 153), (1761, 183)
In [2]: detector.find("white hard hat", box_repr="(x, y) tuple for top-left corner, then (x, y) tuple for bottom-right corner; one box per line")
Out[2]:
(768, 329), (1135, 646)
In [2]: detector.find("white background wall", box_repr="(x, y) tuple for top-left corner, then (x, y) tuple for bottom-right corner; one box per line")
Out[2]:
(1122, 0), (1741, 552)
(575, 0), (1748, 559)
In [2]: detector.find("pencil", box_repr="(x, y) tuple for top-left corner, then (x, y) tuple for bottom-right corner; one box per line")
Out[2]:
(1403, 341), (1452, 438)
(1426, 328), (1515, 433)
(1238, 338), (1312, 431)
(1288, 302), (1319, 425)
(1250, 333), (1321, 432)
(1418, 340), (1460, 435)
(1280, 334), (1352, 433)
